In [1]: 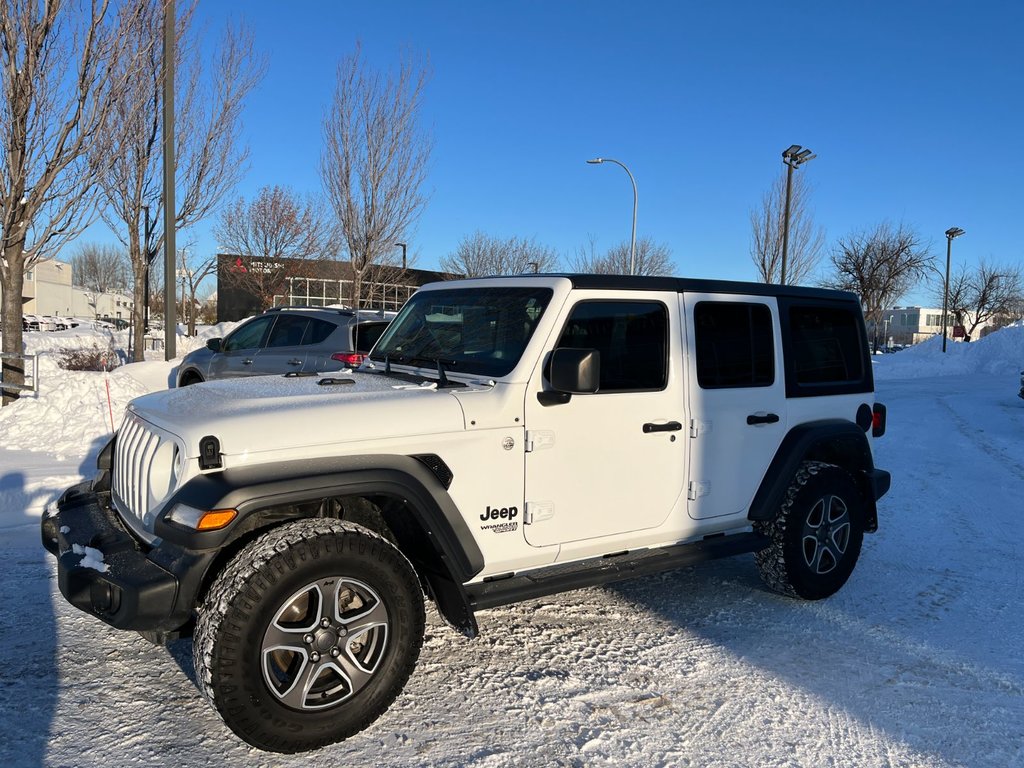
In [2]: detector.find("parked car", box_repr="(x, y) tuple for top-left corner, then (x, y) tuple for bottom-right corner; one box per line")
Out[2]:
(175, 306), (396, 386)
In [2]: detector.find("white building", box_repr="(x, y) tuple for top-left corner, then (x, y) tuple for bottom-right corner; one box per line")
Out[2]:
(3, 258), (134, 324)
(877, 306), (992, 346)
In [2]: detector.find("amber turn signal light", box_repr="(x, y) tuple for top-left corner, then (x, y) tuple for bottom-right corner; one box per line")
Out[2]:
(196, 509), (238, 531)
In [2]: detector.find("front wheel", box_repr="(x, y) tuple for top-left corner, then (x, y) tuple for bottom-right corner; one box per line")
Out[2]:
(194, 520), (425, 753)
(754, 461), (865, 600)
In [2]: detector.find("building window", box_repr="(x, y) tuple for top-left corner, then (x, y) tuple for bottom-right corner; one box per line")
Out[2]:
(282, 276), (417, 312)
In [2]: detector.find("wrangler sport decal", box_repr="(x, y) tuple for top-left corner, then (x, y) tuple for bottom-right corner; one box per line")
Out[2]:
(479, 505), (518, 534)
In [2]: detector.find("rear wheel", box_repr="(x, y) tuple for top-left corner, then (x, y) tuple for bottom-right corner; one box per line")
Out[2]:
(754, 461), (865, 600)
(194, 520), (425, 753)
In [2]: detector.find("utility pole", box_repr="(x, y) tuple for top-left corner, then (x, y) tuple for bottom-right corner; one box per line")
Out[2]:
(162, 0), (176, 358)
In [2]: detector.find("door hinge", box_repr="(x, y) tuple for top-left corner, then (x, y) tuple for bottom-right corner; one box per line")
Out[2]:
(687, 481), (710, 500)
(689, 419), (711, 438)
(524, 430), (555, 453)
(524, 501), (554, 524)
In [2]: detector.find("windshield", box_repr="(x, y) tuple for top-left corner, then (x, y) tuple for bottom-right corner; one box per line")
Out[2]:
(371, 286), (553, 377)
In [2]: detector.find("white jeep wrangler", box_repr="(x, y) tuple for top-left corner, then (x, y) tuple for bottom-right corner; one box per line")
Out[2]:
(43, 274), (890, 753)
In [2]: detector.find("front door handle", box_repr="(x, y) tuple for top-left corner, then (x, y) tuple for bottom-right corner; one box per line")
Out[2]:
(747, 413), (780, 425)
(643, 421), (683, 433)
(288, 359), (302, 366)
(241, 358), (253, 365)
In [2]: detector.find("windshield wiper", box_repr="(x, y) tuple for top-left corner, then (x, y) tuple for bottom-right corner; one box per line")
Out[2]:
(371, 354), (463, 388)
(408, 356), (460, 387)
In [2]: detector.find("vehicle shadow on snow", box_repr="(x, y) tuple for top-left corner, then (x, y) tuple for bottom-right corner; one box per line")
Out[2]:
(0, 470), (58, 768)
(0, 436), (113, 766)
(166, 637), (198, 687)
(596, 553), (1013, 767)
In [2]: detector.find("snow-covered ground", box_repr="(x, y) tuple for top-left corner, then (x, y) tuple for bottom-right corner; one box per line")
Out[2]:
(1, 328), (1022, 767)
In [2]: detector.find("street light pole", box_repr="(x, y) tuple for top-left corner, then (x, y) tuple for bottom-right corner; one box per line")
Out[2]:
(587, 157), (637, 275)
(395, 241), (407, 270)
(780, 144), (816, 285)
(942, 227), (965, 353)
(162, 0), (176, 359)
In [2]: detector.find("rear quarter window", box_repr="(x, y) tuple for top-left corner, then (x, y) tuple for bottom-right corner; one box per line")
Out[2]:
(781, 301), (873, 397)
(305, 318), (338, 346)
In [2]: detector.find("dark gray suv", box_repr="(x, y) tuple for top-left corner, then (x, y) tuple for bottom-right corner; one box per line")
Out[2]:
(175, 307), (396, 387)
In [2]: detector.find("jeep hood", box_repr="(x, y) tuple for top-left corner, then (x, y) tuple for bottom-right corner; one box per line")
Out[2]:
(126, 371), (474, 458)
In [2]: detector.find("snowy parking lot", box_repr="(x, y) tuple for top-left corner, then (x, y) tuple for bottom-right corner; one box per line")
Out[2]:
(1, 328), (1022, 767)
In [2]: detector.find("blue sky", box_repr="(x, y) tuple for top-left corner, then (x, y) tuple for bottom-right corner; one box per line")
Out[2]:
(166, 0), (1024, 304)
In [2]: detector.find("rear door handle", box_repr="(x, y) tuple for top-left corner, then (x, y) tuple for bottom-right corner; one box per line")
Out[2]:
(643, 421), (683, 433)
(746, 413), (780, 425)
(288, 359), (302, 366)
(241, 358), (253, 365)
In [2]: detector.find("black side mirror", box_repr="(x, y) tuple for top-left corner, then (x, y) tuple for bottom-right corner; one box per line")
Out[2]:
(549, 348), (600, 394)
(206, 338), (222, 353)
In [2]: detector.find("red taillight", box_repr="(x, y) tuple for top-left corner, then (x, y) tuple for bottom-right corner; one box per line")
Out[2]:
(331, 352), (365, 367)
(872, 403), (887, 438)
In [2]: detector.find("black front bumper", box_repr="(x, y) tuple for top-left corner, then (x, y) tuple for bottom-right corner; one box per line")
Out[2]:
(41, 482), (210, 633)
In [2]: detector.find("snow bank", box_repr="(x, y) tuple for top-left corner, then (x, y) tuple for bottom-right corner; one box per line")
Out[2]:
(1, 322), (242, 458)
(873, 325), (1024, 380)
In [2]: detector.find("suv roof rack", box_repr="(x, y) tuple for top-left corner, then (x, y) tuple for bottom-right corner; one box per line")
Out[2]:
(265, 306), (397, 319)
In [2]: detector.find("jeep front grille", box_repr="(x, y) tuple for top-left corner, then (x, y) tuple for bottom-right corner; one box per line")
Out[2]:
(112, 413), (181, 530)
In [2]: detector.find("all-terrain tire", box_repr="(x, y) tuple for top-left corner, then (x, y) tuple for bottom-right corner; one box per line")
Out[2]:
(193, 519), (425, 753)
(754, 461), (865, 600)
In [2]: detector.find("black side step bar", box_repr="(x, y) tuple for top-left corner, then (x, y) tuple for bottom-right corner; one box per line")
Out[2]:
(465, 531), (768, 611)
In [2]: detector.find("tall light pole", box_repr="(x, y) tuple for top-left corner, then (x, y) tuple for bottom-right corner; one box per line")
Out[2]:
(780, 144), (816, 285)
(587, 157), (637, 276)
(162, 0), (176, 358)
(942, 227), (965, 353)
(395, 241), (407, 270)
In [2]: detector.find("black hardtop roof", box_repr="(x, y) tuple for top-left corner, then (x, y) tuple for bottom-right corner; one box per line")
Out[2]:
(464, 273), (860, 304)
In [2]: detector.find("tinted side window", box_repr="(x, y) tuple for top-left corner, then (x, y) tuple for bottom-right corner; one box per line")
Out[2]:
(789, 306), (864, 384)
(266, 316), (310, 348)
(223, 316), (273, 352)
(556, 301), (667, 392)
(353, 321), (389, 352)
(305, 319), (337, 346)
(695, 302), (774, 388)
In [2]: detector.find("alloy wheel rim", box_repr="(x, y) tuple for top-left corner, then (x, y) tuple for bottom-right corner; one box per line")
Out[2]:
(261, 577), (389, 711)
(801, 495), (851, 575)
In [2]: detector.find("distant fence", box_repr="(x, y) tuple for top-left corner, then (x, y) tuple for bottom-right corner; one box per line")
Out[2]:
(0, 351), (39, 394)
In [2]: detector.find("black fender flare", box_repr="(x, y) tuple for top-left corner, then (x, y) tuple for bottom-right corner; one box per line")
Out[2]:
(154, 454), (484, 635)
(748, 420), (888, 532)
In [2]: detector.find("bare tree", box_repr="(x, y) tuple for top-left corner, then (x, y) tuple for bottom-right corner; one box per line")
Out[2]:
(321, 44), (432, 308)
(750, 170), (824, 285)
(70, 242), (130, 293)
(97, 0), (264, 360)
(359, 251), (414, 309)
(936, 261), (1024, 341)
(215, 185), (333, 310)
(177, 247), (217, 337)
(440, 231), (559, 277)
(0, 0), (143, 403)
(569, 236), (674, 276)
(826, 222), (934, 350)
